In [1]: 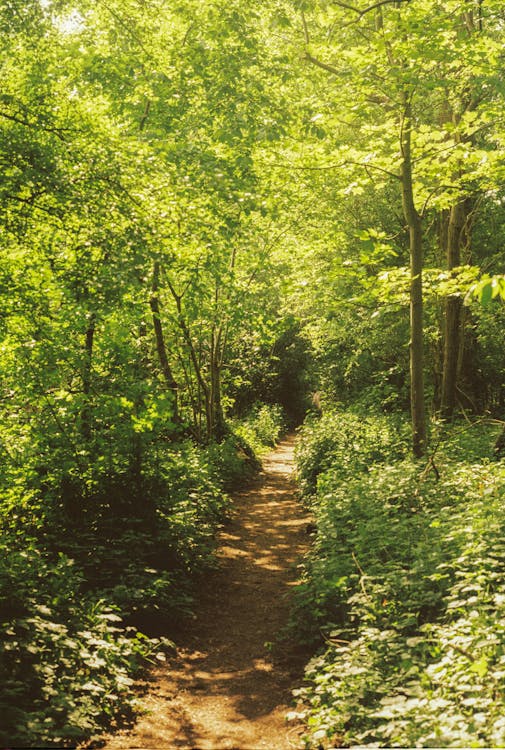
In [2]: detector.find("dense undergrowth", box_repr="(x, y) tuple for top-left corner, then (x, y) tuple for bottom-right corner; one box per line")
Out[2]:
(0, 403), (284, 748)
(293, 410), (505, 748)
(231, 402), (286, 457)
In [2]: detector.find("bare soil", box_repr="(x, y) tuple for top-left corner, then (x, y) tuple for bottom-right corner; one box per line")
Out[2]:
(99, 434), (310, 750)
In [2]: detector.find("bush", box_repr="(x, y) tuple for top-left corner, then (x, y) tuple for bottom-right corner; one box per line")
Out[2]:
(292, 415), (505, 748)
(0, 542), (170, 748)
(0, 438), (232, 747)
(231, 402), (286, 457)
(295, 409), (409, 499)
(205, 432), (261, 490)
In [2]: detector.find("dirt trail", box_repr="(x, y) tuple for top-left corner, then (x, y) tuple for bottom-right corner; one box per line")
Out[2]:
(100, 435), (310, 750)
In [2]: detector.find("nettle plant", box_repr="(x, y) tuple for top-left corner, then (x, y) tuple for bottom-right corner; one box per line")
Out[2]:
(0, 546), (171, 747)
(293, 413), (505, 748)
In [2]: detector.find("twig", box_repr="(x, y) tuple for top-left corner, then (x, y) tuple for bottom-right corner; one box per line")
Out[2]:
(324, 634), (352, 647)
(331, 0), (410, 20)
(301, 10), (309, 44)
(419, 455), (440, 482)
(352, 551), (369, 598)
(451, 644), (475, 662)
(456, 386), (479, 416)
(420, 415), (504, 482)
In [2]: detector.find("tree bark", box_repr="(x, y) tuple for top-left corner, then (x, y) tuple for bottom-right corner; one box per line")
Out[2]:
(440, 201), (465, 420)
(400, 95), (426, 457)
(149, 261), (179, 421)
(131, 321), (148, 490)
(81, 312), (96, 441)
(210, 326), (227, 441)
(165, 277), (213, 439)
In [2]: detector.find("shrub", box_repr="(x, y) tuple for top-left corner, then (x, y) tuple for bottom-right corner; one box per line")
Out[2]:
(0, 543), (170, 748)
(295, 409), (408, 499)
(0, 438), (232, 747)
(292, 416), (505, 748)
(231, 402), (286, 457)
(205, 432), (261, 490)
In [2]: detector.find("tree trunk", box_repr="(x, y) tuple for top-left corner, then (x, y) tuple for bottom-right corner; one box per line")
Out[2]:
(131, 321), (148, 491)
(210, 327), (227, 441)
(165, 277), (213, 439)
(149, 261), (179, 421)
(494, 425), (505, 459)
(440, 201), (465, 420)
(400, 95), (426, 457)
(81, 312), (96, 441)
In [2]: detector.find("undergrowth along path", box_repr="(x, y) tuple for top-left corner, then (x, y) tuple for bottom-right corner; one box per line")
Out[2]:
(100, 434), (311, 750)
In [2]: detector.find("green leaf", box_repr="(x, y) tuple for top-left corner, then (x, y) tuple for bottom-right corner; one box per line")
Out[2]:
(480, 282), (493, 305)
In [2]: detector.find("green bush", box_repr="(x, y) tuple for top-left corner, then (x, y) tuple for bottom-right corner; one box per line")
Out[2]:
(206, 402), (284, 490)
(295, 409), (408, 499)
(231, 402), (286, 457)
(40, 439), (230, 593)
(206, 432), (261, 489)
(0, 438), (232, 747)
(292, 416), (505, 748)
(0, 543), (170, 748)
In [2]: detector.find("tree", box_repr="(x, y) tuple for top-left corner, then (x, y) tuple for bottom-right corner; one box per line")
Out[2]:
(283, 0), (505, 454)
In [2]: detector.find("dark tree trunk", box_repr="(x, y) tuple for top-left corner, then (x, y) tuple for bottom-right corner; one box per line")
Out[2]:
(131, 321), (148, 492)
(81, 312), (96, 441)
(440, 201), (465, 420)
(149, 261), (179, 421)
(400, 95), (426, 458)
(210, 330), (227, 441)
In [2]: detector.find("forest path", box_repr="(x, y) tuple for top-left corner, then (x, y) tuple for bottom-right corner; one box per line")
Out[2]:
(100, 434), (310, 750)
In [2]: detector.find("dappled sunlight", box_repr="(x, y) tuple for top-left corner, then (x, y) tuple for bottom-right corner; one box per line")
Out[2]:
(101, 435), (310, 750)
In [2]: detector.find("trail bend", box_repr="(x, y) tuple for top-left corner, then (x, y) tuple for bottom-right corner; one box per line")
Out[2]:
(99, 434), (310, 750)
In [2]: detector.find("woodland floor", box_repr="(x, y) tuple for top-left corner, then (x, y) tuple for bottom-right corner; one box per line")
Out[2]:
(97, 435), (311, 750)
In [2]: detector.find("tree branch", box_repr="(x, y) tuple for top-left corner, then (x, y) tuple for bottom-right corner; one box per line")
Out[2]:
(301, 10), (310, 44)
(5, 193), (64, 219)
(333, 0), (411, 18)
(138, 99), (151, 132)
(0, 110), (74, 141)
(304, 51), (340, 76)
(263, 156), (400, 180)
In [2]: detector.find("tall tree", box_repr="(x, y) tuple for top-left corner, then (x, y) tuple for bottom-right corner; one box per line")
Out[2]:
(286, 0), (505, 453)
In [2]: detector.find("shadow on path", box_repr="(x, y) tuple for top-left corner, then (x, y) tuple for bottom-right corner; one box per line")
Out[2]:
(99, 435), (310, 750)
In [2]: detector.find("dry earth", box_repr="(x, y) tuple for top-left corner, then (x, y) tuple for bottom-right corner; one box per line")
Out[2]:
(98, 434), (311, 750)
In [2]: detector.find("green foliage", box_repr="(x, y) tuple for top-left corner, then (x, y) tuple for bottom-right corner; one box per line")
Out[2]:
(200, 402), (286, 493)
(469, 274), (505, 304)
(293, 413), (505, 748)
(0, 1), (284, 741)
(1, 0), (505, 746)
(469, 303), (505, 414)
(229, 320), (314, 427)
(0, 543), (170, 747)
(295, 410), (409, 500)
(154, 442), (231, 571)
(206, 433), (261, 490)
(39, 439), (231, 618)
(315, 307), (411, 413)
(232, 402), (286, 456)
(0, 436), (234, 745)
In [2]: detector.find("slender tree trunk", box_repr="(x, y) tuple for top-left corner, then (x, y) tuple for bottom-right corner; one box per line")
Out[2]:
(494, 425), (505, 459)
(210, 326), (226, 441)
(166, 278), (212, 439)
(456, 304), (467, 385)
(440, 201), (465, 420)
(149, 261), (179, 421)
(81, 312), (96, 441)
(132, 321), (148, 491)
(400, 95), (426, 457)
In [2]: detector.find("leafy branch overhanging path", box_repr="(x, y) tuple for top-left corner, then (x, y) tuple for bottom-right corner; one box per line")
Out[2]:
(100, 435), (310, 750)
